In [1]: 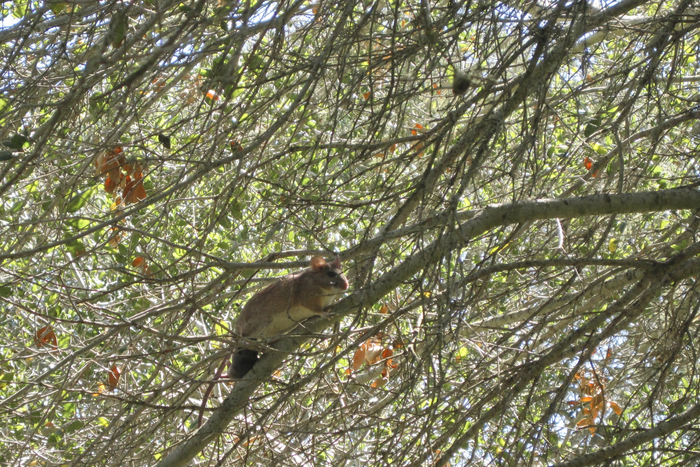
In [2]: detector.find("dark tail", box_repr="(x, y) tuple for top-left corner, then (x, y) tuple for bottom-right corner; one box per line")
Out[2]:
(229, 348), (258, 379)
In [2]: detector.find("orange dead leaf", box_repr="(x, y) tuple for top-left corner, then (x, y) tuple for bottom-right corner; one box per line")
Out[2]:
(108, 228), (121, 248)
(123, 175), (147, 204)
(581, 396), (592, 402)
(363, 91), (371, 100)
(576, 417), (593, 428)
(132, 256), (144, 268)
(374, 152), (385, 159)
(379, 304), (389, 314)
(609, 401), (622, 415)
(584, 157), (593, 170)
(107, 364), (120, 390)
(365, 342), (383, 364)
(411, 123), (424, 136)
(382, 348), (393, 359)
(104, 174), (120, 194)
(205, 89), (219, 101)
(567, 400), (580, 406)
(36, 326), (57, 349)
(588, 426), (597, 435)
(96, 146), (126, 176)
(371, 377), (386, 388)
(352, 347), (366, 371)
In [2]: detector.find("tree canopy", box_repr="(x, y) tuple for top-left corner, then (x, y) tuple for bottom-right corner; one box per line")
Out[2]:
(2, 0), (700, 465)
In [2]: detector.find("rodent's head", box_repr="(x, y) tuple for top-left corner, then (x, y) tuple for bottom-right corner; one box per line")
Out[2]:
(310, 255), (349, 291)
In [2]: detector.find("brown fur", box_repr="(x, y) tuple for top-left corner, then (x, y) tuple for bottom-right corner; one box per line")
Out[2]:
(230, 256), (348, 378)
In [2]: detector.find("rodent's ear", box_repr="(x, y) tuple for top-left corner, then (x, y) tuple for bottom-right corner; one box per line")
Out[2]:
(331, 256), (341, 268)
(310, 256), (327, 272)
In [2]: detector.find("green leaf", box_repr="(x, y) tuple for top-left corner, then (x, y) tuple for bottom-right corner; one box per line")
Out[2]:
(47, 1), (65, 14)
(110, 9), (128, 48)
(2, 134), (28, 150)
(65, 188), (95, 213)
(66, 240), (85, 255)
(215, 320), (228, 336)
(584, 117), (601, 138)
(64, 421), (84, 433)
(231, 201), (242, 220)
(218, 215), (231, 229)
(12, 0), (28, 18)
(0, 372), (14, 389)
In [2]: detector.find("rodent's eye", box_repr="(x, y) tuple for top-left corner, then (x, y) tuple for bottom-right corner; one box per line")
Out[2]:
(327, 271), (337, 278)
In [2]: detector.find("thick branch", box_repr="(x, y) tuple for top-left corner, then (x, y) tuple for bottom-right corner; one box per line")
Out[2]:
(156, 188), (700, 467)
(552, 403), (700, 467)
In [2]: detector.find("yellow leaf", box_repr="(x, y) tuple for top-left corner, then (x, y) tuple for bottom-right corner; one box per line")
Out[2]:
(609, 239), (618, 253)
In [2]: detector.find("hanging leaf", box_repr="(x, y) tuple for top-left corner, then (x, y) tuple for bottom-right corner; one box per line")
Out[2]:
(230, 140), (243, 152)
(66, 189), (94, 213)
(157, 134), (171, 149)
(2, 134), (28, 150)
(123, 174), (147, 204)
(576, 417), (593, 428)
(371, 377), (387, 388)
(352, 347), (366, 371)
(609, 401), (622, 415)
(109, 9), (128, 48)
(36, 326), (58, 349)
(107, 365), (121, 389)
